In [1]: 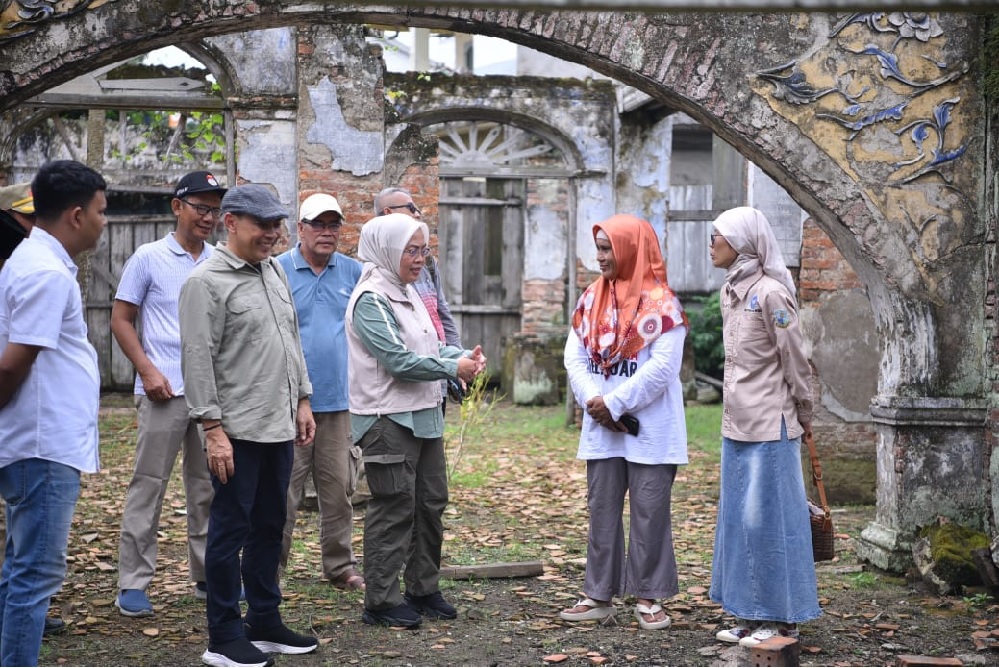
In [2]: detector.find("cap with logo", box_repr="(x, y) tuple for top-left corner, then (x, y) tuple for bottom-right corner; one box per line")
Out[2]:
(221, 184), (288, 222)
(299, 193), (343, 222)
(0, 183), (34, 214)
(174, 171), (227, 199)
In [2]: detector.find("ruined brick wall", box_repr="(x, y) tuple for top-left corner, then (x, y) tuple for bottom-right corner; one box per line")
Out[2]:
(799, 216), (879, 503)
(296, 24), (386, 256)
(799, 218), (863, 301)
(522, 177), (570, 335)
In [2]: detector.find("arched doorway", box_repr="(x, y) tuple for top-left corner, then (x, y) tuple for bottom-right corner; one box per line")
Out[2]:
(429, 119), (572, 378)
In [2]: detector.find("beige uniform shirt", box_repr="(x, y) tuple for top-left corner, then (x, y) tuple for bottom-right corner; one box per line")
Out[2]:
(721, 269), (812, 442)
(179, 244), (312, 442)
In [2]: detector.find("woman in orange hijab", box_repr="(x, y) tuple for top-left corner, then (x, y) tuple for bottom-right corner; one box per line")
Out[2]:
(561, 214), (688, 630)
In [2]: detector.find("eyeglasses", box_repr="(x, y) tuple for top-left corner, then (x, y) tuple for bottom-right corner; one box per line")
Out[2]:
(180, 199), (222, 218)
(387, 203), (420, 215)
(710, 233), (720, 245)
(301, 218), (342, 231)
(403, 245), (431, 258)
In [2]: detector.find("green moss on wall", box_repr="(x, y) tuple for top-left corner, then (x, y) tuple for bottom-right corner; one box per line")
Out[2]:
(918, 522), (990, 585)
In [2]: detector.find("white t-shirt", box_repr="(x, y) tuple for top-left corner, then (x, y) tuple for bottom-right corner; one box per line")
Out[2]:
(0, 227), (100, 473)
(115, 233), (213, 396)
(564, 325), (688, 465)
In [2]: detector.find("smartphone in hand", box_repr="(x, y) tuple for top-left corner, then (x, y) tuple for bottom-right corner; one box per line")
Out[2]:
(619, 414), (640, 436)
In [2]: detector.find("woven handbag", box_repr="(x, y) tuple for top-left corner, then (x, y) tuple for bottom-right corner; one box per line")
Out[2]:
(805, 433), (835, 562)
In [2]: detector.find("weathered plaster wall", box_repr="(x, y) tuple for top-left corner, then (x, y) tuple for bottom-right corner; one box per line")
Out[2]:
(210, 28), (299, 211)
(615, 109), (672, 241)
(295, 23), (387, 252)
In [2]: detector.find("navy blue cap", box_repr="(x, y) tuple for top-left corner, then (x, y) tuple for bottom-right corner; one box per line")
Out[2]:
(175, 171), (226, 198)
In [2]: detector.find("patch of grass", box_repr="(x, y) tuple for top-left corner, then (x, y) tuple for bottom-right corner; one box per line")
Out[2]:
(446, 540), (537, 566)
(686, 403), (723, 463)
(849, 571), (880, 589)
(98, 410), (138, 462)
(451, 466), (495, 489)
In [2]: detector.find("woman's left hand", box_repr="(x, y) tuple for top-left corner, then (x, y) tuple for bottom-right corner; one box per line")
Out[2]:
(585, 396), (627, 431)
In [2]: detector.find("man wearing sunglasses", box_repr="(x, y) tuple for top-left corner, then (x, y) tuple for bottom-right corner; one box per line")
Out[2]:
(276, 193), (365, 593)
(373, 187), (462, 368)
(112, 171), (224, 617)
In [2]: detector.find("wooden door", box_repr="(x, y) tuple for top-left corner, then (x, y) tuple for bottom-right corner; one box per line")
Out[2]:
(438, 177), (524, 381)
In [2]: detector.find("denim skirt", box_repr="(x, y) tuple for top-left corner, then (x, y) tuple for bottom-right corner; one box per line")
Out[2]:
(708, 422), (822, 623)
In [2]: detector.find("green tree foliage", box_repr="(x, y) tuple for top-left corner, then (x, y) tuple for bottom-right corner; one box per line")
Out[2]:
(686, 292), (724, 380)
(103, 84), (226, 164)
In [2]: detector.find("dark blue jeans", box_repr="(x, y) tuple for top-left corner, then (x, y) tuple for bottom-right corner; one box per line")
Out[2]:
(205, 439), (292, 644)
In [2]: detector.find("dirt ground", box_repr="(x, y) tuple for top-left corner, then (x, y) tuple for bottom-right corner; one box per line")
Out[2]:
(37, 401), (999, 667)
(39, 513), (999, 667)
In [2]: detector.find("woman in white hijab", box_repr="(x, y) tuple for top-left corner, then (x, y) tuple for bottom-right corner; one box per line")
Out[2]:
(346, 213), (485, 629)
(707, 207), (821, 647)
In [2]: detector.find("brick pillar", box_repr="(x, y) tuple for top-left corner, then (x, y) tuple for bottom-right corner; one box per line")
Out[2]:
(296, 24), (386, 251)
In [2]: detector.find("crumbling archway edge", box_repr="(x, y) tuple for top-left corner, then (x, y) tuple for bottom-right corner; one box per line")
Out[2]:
(1, 4), (993, 567)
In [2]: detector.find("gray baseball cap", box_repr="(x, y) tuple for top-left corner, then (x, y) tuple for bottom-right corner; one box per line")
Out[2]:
(221, 184), (288, 222)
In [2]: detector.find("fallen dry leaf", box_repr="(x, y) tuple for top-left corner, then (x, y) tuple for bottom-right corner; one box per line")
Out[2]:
(543, 654), (569, 663)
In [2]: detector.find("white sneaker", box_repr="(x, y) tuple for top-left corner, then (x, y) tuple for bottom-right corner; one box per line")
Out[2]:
(738, 625), (799, 647)
(716, 625), (752, 643)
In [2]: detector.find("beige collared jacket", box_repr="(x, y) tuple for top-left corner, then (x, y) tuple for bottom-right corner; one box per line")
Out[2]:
(720, 269), (813, 442)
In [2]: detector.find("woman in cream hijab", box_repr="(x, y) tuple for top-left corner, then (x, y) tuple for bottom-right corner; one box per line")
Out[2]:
(346, 213), (485, 629)
(707, 207), (821, 647)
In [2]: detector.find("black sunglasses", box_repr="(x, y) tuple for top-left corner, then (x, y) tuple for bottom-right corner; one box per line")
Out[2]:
(387, 203), (420, 215)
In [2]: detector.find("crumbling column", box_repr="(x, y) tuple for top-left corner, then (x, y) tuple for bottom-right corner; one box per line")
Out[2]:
(857, 397), (989, 571)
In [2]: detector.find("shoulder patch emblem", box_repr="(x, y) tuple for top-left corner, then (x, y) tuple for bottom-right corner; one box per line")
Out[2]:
(773, 308), (791, 329)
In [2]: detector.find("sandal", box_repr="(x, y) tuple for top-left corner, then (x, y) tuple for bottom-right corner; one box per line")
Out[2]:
(634, 602), (671, 630)
(559, 597), (615, 621)
(331, 569), (366, 591)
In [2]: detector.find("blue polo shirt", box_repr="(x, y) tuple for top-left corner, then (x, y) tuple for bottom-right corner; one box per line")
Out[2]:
(276, 245), (361, 412)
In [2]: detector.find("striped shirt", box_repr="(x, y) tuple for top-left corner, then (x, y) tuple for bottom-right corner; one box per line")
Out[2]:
(115, 233), (214, 396)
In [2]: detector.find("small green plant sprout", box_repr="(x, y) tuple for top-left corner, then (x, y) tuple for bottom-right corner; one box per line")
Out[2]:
(444, 372), (500, 482)
(962, 591), (993, 609)
(385, 86), (408, 103)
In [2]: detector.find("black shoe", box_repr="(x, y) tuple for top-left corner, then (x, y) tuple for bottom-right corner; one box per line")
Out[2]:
(201, 637), (274, 667)
(404, 591), (458, 620)
(43, 617), (66, 636)
(361, 602), (422, 628)
(244, 622), (318, 655)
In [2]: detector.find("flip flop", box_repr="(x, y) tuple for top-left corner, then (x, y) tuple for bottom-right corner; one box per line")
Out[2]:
(634, 602), (671, 630)
(560, 597), (615, 621)
(331, 570), (366, 591)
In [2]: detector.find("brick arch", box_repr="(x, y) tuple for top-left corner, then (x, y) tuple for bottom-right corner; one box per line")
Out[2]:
(1, 4), (992, 564)
(0, 5), (983, 398)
